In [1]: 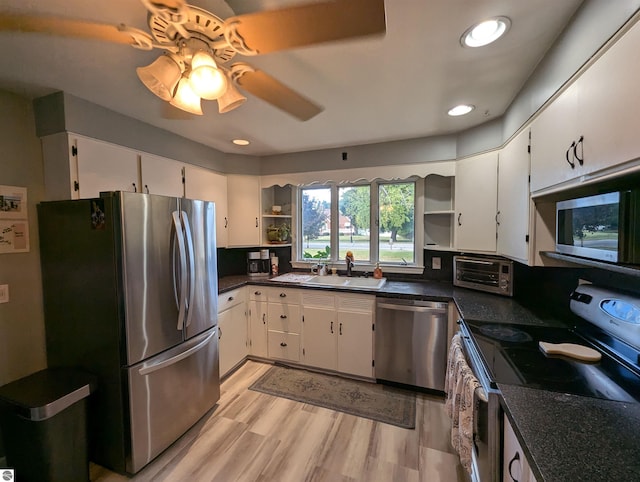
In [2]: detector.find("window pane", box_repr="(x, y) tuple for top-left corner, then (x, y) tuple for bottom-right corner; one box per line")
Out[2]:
(379, 182), (415, 263)
(301, 187), (331, 260)
(338, 185), (370, 262)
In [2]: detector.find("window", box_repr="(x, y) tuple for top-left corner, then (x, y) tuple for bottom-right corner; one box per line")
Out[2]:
(378, 182), (415, 264)
(298, 180), (420, 271)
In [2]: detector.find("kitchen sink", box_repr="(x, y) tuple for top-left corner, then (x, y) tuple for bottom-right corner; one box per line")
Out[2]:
(305, 275), (387, 290)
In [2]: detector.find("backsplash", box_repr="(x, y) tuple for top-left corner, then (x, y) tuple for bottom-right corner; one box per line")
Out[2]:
(217, 246), (292, 278)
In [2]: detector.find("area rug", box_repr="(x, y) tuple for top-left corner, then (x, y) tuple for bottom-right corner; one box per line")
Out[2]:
(249, 365), (416, 429)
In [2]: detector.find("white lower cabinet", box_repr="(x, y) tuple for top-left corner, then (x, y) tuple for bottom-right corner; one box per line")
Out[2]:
(302, 291), (375, 378)
(267, 287), (302, 362)
(217, 288), (248, 378)
(301, 292), (338, 371)
(503, 414), (537, 482)
(248, 287), (269, 358)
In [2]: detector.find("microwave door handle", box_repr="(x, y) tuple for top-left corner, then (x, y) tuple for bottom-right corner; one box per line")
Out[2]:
(459, 259), (494, 265)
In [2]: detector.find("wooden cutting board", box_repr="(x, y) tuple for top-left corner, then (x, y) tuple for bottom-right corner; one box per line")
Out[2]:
(539, 342), (602, 362)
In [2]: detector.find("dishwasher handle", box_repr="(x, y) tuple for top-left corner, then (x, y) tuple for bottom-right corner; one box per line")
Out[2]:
(377, 301), (447, 313)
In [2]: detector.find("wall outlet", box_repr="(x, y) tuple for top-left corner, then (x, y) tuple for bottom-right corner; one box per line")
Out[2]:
(432, 257), (441, 270)
(0, 284), (9, 303)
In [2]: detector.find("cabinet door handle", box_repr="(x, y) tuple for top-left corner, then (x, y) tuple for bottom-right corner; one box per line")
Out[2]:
(255, 217), (259, 228)
(508, 451), (521, 482)
(280, 314), (287, 319)
(218, 327), (222, 339)
(280, 293), (287, 298)
(495, 211), (501, 226)
(574, 135), (584, 165)
(457, 213), (462, 226)
(132, 182), (137, 192)
(330, 321), (334, 334)
(254, 291), (261, 295)
(280, 342), (288, 347)
(228, 296), (234, 302)
(566, 142), (576, 168)
(224, 217), (228, 228)
(144, 184), (149, 194)
(339, 322), (343, 335)
(262, 313), (266, 324)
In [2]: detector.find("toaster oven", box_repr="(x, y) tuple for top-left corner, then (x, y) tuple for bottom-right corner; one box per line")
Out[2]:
(453, 255), (513, 296)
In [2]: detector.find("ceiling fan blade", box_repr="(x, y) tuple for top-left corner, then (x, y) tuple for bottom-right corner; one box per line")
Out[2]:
(224, 0), (386, 55)
(0, 12), (134, 45)
(235, 69), (323, 121)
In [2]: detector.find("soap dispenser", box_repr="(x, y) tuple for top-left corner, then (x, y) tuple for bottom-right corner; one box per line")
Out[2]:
(373, 262), (383, 279)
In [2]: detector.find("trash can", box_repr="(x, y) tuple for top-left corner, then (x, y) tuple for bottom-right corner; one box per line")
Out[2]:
(0, 368), (96, 482)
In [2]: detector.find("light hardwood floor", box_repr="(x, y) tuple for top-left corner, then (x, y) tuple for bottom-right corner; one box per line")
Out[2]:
(91, 361), (467, 482)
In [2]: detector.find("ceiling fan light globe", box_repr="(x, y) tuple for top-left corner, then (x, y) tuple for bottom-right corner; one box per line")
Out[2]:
(191, 50), (217, 70)
(170, 78), (203, 115)
(136, 54), (182, 101)
(217, 81), (247, 113)
(189, 66), (228, 100)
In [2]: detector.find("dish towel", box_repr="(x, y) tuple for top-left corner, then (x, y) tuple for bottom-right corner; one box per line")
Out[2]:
(445, 333), (481, 474)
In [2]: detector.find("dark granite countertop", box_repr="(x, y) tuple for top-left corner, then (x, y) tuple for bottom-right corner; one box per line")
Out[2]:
(499, 384), (640, 481)
(218, 274), (637, 480)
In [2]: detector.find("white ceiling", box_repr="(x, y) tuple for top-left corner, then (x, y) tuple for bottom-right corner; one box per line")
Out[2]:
(0, 0), (583, 156)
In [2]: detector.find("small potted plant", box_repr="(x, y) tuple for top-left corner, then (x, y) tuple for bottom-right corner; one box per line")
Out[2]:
(267, 223), (290, 243)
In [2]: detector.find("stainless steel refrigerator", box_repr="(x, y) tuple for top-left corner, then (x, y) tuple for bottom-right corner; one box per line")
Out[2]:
(38, 191), (220, 474)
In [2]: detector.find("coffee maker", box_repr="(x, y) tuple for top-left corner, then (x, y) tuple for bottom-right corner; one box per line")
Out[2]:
(247, 250), (270, 277)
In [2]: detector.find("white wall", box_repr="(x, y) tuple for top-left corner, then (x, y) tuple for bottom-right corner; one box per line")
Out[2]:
(0, 91), (48, 387)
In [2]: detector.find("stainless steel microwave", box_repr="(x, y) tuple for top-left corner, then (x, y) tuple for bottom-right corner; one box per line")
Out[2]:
(453, 256), (513, 296)
(556, 190), (640, 264)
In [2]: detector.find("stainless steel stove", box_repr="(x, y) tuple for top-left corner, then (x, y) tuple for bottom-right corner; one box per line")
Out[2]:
(462, 284), (640, 402)
(456, 284), (640, 482)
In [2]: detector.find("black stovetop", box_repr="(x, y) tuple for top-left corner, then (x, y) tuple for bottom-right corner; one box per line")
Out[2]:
(463, 319), (640, 403)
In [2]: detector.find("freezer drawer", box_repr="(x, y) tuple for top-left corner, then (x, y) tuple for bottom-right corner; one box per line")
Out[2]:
(375, 298), (448, 391)
(126, 327), (220, 473)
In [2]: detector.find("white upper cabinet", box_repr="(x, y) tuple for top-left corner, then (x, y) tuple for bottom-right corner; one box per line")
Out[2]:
(139, 153), (184, 197)
(455, 152), (498, 253)
(530, 83), (580, 192)
(577, 19), (640, 178)
(227, 174), (261, 247)
(183, 164), (228, 247)
(531, 19), (640, 193)
(73, 136), (140, 198)
(40, 133), (141, 200)
(497, 129), (531, 263)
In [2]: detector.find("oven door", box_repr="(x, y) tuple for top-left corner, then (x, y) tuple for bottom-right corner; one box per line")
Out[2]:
(458, 322), (503, 482)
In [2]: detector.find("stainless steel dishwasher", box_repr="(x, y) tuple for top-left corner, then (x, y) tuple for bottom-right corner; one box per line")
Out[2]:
(375, 297), (448, 391)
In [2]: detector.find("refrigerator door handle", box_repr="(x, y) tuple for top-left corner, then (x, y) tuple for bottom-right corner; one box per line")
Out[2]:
(172, 211), (188, 330)
(181, 211), (196, 328)
(138, 328), (216, 376)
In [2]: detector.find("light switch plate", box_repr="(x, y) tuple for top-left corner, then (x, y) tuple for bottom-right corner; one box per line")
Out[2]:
(0, 284), (8, 303)
(432, 257), (441, 270)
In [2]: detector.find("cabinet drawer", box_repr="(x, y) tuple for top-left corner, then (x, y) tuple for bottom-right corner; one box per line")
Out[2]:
(248, 286), (269, 302)
(268, 303), (301, 333)
(268, 288), (302, 304)
(218, 288), (246, 313)
(268, 331), (300, 362)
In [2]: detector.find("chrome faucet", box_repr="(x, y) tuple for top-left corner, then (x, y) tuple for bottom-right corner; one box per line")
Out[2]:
(346, 254), (354, 277)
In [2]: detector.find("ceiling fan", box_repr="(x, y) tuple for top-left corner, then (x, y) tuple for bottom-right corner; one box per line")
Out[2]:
(0, 0), (386, 120)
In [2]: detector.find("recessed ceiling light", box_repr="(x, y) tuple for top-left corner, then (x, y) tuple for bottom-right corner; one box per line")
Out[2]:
(232, 139), (250, 146)
(448, 104), (475, 116)
(461, 16), (511, 47)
